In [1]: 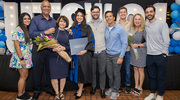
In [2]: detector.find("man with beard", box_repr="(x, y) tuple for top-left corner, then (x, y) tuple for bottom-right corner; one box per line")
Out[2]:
(144, 5), (170, 100)
(29, 1), (56, 99)
(104, 11), (127, 99)
(87, 6), (107, 98)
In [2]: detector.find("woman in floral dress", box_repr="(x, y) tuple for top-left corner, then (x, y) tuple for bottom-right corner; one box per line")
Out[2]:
(9, 12), (33, 100)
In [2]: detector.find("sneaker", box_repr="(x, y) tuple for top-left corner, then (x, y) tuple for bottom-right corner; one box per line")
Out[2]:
(105, 88), (112, 95)
(125, 86), (131, 93)
(156, 95), (163, 100)
(110, 92), (119, 99)
(16, 92), (31, 100)
(144, 93), (157, 100)
(24, 92), (32, 99)
(119, 87), (123, 93)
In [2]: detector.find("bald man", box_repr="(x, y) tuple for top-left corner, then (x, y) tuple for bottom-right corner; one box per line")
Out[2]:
(29, 1), (56, 99)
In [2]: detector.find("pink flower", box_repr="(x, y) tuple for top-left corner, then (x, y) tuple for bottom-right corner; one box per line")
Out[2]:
(48, 35), (52, 39)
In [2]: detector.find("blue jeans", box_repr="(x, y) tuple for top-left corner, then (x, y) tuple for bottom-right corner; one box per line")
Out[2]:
(123, 51), (131, 86)
(146, 54), (167, 96)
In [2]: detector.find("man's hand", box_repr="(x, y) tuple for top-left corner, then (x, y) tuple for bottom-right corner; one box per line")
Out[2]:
(77, 50), (87, 55)
(67, 29), (73, 35)
(44, 28), (55, 35)
(117, 57), (123, 64)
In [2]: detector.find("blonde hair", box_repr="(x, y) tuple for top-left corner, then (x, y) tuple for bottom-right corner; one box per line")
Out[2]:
(131, 13), (145, 32)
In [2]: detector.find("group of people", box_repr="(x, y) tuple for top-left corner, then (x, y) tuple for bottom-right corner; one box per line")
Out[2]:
(9, 0), (170, 100)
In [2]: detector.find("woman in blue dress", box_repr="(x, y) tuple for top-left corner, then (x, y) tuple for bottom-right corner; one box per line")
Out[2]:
(70, 8), (95, 99)
(9, 12), (32, 100)
(48, 16), (72, 100)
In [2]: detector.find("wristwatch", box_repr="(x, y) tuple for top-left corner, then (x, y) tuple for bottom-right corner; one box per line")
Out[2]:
(138, 44), (140, 48)
(19, 57), (24, 60)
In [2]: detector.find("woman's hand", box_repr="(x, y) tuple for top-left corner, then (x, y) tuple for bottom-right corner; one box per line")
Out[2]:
(131, 44), (138, 49)
(67, 29), (73, 35)
(77, 50), (87, 55)
(20, 60), (26, 67)
(53, 45), (65, 52)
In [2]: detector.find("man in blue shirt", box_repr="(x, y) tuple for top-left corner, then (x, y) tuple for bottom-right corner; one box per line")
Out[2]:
(104, 11), (128, 100)
(29, 1), (56, 100)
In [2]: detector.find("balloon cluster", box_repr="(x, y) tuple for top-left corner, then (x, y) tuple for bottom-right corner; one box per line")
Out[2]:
(0, 5), (6, 55)
(169, 0), (180, 54)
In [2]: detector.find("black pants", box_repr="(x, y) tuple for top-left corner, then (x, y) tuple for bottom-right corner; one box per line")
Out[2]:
(146, 54), (167, 96)
(32, 44), (52, 93)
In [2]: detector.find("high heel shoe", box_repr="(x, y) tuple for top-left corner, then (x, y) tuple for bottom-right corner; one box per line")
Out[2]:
(75, 90), (84, 99)
(74, 92), (77, 96)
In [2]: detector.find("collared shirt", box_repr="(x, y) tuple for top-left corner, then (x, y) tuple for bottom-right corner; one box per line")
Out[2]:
(105, 22), (128, 58)
(87, 19), (107, 51)
(92, 19), (100, 27)
(117, 20), (131, 51)
(29, 14), (56, 39)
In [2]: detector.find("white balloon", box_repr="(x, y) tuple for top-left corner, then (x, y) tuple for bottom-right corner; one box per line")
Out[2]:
(0, 22), (5, 29)
(0, 48), (5, 55)
(176, 0), (180, 5)
(173, 31), (180, 40)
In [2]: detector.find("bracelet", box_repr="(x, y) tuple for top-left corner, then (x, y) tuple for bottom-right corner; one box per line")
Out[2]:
(19, 57), (24, 60)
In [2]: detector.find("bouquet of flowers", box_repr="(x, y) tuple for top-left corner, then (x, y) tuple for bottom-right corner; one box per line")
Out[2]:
(33, 34), (71, 62)
(128, 33), (139, 60)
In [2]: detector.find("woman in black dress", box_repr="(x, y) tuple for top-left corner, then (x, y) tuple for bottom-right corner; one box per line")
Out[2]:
(70, 8), (95, 99)
(48, 16), (71, 100)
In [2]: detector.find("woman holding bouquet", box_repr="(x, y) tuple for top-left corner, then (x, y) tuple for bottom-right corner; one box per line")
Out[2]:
(129, 13), (146, 96)
(9, 12), (32, 100)
(48, 16), (72, 100)
(70, 8), (95, 99)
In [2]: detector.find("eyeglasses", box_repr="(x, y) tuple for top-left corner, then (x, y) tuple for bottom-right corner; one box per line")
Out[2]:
(92, 11), (100, 13)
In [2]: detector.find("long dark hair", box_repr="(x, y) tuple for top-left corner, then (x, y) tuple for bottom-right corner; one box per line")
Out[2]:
(71, 12), (86, 30)
(18, 12), (31, 44)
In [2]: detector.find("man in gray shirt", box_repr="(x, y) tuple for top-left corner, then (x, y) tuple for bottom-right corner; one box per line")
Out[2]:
(144, 5), (170, 100)
(87, 6), (107, 99)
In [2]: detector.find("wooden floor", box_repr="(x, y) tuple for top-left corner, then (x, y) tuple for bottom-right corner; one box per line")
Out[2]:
(0, 87), (180, 100)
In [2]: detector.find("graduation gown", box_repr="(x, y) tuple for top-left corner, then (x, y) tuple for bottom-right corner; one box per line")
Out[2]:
(70, 24), (95, 83)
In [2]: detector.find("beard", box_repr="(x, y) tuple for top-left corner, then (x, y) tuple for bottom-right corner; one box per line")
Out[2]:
(146, 14), (155, 21)
(92, 15), (99, 20)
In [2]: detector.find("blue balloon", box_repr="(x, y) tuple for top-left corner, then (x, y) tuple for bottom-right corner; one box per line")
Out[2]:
(171, 10), (180, 19)
(0, 11), (4, 17)
(170, 38), (179, 47)
(174, 46), (180, 54)
(0, 29), (5, 35)
(2, 46), (6, 50)
(172, 19), (176, 23)
(171, 3), (180, 11)
(176, 17), (180, 24)
(179, 6), (180, 12)
(0, 41), (5, 47)
(0, 6), (2, 12)
(170, 23), (180, 31)
(169, 46), (174, 53)
(0, 34), (7, 41)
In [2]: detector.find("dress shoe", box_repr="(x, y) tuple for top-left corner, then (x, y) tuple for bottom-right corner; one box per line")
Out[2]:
(46, 90), (55, 96)
(75, 90), (84, 99)
(100, 90), (106, 99)
(32, 93), (40, 100)
(90, 87), (96, 95)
